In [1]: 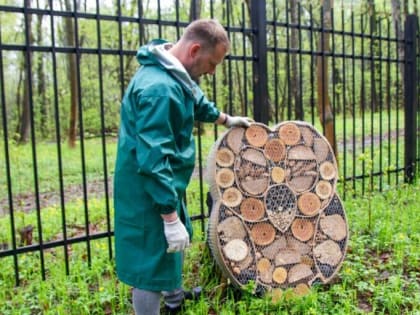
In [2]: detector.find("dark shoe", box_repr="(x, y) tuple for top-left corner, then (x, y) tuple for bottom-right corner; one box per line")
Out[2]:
(164, 287), (202, 315)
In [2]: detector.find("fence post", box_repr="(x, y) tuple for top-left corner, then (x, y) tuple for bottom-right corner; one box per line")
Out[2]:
(251, 0), (269, 124)
(404, 15), (418, 183)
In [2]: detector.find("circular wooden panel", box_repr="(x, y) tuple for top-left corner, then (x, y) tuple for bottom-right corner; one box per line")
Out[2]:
(240, 198), (265, 221)
(245, 124), (269, 147)
(207, 121), (347, 293)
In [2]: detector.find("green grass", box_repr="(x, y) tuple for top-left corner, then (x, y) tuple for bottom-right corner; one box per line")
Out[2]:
(0, 181), (418, 315)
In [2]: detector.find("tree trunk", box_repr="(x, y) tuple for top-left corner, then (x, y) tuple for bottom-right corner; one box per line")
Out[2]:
(18, 0), (34, 144)
(64, 0), (79, 147)
(36, 0), (47, 138)
(316, 0), (337, 159)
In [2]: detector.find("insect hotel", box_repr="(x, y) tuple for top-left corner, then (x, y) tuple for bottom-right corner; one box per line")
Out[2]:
(207, 121), (349, 296)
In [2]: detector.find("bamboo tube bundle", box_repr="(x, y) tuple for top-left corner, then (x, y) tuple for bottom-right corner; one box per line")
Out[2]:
(206, 122), (348, 294)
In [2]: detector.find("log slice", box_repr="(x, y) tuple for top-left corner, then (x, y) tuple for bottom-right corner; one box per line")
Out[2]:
(245, 124), (269, 147)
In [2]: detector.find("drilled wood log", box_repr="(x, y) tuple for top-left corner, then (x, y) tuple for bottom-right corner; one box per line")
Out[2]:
(245, 124), (268, 147)
(279, 123), (301, 145)
(240, 197), (265, 221)
(216, 148), (235, 167)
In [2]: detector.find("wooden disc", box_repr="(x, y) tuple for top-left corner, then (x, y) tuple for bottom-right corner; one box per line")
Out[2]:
(240, 198), (265, 221)
(216, 168), (235, 188)
(288, 175), (316, 193)
(222, 187), (243, 208)
(279, 123), (301, 145)
(319, 161), (336, 180)
(237, 254), (253, 270)
(300, 126), (314, 147)
(264, 138), (286, 162)
(291, 218), (314, 242)
(313, 137), (330, 162)
(257, 258), (274, 283)
(257, 257), (272, 273)
(287, 145), (316, 160)
(286, 236), (311, 255)
(271, 166), (285, 183)
(261, 237), (287, 260)
(314, 240), (342, 266)
(240, 178), (269, 196)
(272, 267), (288, 284)
(217, 216), (247, 242)
(250, 223), (276, 246)
(245, 125), (268, 147)
(216, 148), (235, 167)
(297, 192), (321, 216)
(315, 180), (333, 199)
(288, 263), (313, 283)
(319, 214), (347, 241)
(226, 127), (245, 154)
(275, 249), (301, 266)
(223, 239), (249, 262)
(293, 283), (311, 296)
(241, 147), (267, 166)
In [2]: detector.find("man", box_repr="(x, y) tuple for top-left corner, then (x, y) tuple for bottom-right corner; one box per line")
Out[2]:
(113, 18), (252, 315)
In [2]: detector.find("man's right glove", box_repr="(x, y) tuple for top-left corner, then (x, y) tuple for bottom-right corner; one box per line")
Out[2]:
(163, 218), (190, 253)
(224, 115), (253, 128)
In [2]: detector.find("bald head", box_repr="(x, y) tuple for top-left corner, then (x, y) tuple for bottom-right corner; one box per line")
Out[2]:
(169, 19), (230, 81)
(180, 18), (230, 54)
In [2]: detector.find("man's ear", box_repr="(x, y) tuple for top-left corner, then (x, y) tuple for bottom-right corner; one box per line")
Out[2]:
(189, 43), (201, 58)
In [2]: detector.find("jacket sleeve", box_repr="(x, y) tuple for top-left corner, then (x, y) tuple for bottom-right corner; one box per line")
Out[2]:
(133, 87), (183, 215)
(192, 85), (220, 122)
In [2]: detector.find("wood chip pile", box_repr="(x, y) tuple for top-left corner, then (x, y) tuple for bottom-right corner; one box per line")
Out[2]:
(206, 121), (348, 294)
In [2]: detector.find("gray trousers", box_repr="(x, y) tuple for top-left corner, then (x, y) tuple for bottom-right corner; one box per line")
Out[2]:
(132, 287), (184, 315)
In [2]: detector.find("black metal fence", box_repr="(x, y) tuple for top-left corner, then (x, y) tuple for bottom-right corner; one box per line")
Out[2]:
(0, 1), (418, 285)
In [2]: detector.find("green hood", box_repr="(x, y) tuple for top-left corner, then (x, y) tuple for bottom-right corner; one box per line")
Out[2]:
(136, 39), (204, 102)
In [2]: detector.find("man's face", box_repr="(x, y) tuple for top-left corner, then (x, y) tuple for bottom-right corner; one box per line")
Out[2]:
(188, 43), (228, 81)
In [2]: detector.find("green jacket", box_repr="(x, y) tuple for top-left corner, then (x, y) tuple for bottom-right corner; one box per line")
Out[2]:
(114, 39), (220, 291)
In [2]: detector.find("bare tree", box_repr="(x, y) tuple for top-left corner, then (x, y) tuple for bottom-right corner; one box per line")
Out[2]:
(316, 0), (337, 158)
(63, 0), (79, 147)
(17, 0), (34, 144)
(36, 0), (47, 137)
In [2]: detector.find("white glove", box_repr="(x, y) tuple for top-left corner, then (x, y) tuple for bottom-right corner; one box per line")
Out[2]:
(163, 218), (190, 253)
(225, 115), (253, 128)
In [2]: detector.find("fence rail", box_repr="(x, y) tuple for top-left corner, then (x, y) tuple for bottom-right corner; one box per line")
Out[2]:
(0, 1), (418, 285)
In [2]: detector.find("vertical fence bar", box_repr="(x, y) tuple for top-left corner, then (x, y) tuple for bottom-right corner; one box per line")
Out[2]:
(72, 0), (91, 266)
(310, 4), (315, 126)
(96, 1), (113, 258)
(386, 18), (392, 186)
(272, 0), (279, 124)
(24, 1), (46, 280)
(49, 0), (70, 275)
(404, 15), (418, 183)
(395, 20), (401, 185)
(341, 7), (347, 198)
(251, 0), (268, 124)
(378, 19), (383, 191)
(361, 15), (366, 194)
(0, 20), (20, 286)
(351, 11), (356, 193)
